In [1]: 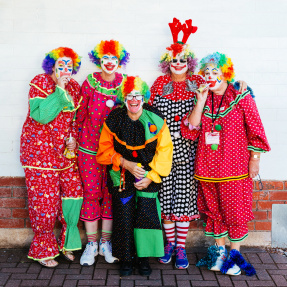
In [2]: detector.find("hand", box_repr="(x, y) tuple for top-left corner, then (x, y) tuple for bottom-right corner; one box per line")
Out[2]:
(196, 84), (209, 105)
(134, 177), (152, 190)
(237, 80), (247, 93)
(123, 160), (146, 179)
(249, 158), (260, 178)
(57, 77), (70, 89)
(66, 137), (76, 151)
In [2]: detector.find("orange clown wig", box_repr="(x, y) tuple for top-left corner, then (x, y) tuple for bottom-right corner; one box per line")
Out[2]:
(89, 40), (130, 68)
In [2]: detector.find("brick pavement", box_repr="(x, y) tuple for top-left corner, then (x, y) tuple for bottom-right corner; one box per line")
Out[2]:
(0, 247), (286, 287)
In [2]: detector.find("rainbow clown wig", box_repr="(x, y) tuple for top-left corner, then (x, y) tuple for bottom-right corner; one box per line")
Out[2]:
(159, 43), (198, 75)
(117, 76), (151, 104)
(42, 47), (81, 75)
(199, 52), (235, 83)
(88, 40), (130, 68)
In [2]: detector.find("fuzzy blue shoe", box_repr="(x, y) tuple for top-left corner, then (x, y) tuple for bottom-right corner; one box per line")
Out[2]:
(158, 242), (176, 264)
(175, 246), (189, 269)
(196, 245), (220, 270)
(221, 249), (256, 276)
(210, 246), (228, 271)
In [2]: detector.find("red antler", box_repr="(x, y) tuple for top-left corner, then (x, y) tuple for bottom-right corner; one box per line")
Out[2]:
(168, 18), (183, 44)
(181, 19), (197, 44)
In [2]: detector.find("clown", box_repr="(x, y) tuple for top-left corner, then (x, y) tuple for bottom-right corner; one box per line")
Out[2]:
(20, 47), (83, 267)
(76, 40), (130, 266)
(150, 18), (248, 269)
(149, 18), (204, 269)
(181, 52), (270, 275)
(96, 76), (173, 276)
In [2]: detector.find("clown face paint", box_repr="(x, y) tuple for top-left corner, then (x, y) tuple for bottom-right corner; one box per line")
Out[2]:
(101, 54), (119, 74)
(204, 64), (223, 91)
(170, 52), (188, 75)
(54, 57), (73, 79)
(125, 90), (144, 114)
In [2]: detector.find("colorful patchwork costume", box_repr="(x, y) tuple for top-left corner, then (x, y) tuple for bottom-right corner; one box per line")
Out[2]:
(96, 102), (173, 262)
(181, 83), (271, 242)
(20, 71), (83, 261)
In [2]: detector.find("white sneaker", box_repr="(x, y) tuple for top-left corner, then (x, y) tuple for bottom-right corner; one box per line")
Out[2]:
(80, 242), (98, 266)
(210, 246), (228, 271)
(99, 239), (119, 263)
(226, 263), (241, 276)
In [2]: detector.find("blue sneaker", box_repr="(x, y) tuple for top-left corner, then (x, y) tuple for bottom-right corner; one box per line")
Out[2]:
(158, 242), (175, 264)
(175, 246), (189, 269)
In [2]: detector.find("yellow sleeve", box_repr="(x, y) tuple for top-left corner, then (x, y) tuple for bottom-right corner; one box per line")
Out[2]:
(96, 123), (122, 171)
(147, 125), (173, 183)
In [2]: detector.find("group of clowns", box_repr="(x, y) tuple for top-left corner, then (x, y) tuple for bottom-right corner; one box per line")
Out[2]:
(20, 18), (270, 277)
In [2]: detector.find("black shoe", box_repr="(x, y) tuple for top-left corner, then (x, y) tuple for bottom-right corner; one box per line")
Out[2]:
(138, 257), (152, 276)
(120, 261), (133, 277)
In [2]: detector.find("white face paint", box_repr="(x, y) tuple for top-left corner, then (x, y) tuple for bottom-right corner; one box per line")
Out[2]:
(54, 57), (73, 79)
(204, 64), (224, 91)
(170, 52), (188, 75)
(101, 54), (119, 74)
(125, 90), (144, 114)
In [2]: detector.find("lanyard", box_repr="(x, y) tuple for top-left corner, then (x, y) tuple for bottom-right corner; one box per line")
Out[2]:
(211, 84), (229, 132)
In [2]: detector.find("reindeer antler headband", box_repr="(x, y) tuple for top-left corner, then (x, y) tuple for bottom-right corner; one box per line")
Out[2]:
(168, 18), (197, 44)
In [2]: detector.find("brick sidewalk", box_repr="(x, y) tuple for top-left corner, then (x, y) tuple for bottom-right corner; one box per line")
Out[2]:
(0, 247), (286, 287)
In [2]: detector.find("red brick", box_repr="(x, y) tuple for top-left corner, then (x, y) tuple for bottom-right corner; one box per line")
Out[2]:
(0, 208), (11, 218)
(255, 221), (271, 231)
(253, 211), (267, 220)
(253, 191), (268, 200)
(269, 191), (287, 201)
(268, 211), (272, 220)
(13, 188), (27, 197)
(12, 208), (29, 218)
(0, 218), (24, 228)
(0, 177), (26, 187)
(25, 218), (31, 228)
(252, 201), (257, 209)
(197, 221), (205, 230)
(0, 187), (12, 197)
(257, 201), (284, 210)
(255, 181), (284, 190)
(77, 220), (84, 230)
(247, 222), (255, 230)
(0, 198), (26, 208)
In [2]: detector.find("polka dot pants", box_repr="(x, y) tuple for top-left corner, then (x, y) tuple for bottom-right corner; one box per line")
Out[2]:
(198, 178), (254, 241)
(78, 151), (112, 222)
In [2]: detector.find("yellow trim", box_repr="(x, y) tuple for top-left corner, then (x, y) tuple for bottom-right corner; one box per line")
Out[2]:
(28, 253), (60, 261)
(62, 197), (83, 200)
(194, 173), (249, 182)
(104, 120), (167, 150)
(62, 96), (82, 113)
(22, 163), (74, 171)
(29, 96), (46, 100)
(60, 247), (82, 252)
(29, 83), (49, 96)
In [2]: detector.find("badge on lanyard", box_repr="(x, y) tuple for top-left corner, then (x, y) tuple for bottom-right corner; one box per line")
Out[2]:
(205, 132), (220, 145)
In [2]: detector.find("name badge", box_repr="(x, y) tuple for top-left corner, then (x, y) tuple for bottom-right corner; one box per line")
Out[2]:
(205, 132), (220, 145)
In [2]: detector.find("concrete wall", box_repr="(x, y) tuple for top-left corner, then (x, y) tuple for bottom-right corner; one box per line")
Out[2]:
(0, 0), (287, 179)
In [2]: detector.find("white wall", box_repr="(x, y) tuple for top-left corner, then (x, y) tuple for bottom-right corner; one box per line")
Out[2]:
(0, 0), (286, 179)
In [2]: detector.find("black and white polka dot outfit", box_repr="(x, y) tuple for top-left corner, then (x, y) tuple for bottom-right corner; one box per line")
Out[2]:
(149, 74), (205, 221)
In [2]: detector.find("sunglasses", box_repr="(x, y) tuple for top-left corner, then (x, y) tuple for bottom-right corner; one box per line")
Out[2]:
(172, 59), (187, 63)
(126, 95), (143, 101)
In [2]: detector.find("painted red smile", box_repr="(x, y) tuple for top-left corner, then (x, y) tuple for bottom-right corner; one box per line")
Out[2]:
(207, 80), (217, 88)
(171, 64), (186, 70)
(104, 64), (116, 71)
